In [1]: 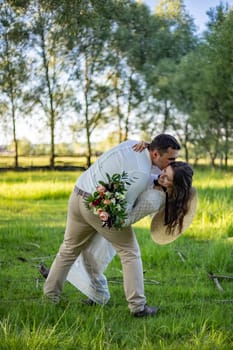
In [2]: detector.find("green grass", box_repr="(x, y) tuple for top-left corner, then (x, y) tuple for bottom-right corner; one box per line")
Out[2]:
(0, 155), (96, 168)
(0, 169), (233, 349)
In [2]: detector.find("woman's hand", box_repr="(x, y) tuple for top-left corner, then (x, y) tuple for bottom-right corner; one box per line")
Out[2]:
(132, 141), (150, 152)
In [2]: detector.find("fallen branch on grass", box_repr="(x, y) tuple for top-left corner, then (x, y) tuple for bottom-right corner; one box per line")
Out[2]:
(208, 272), (233, 281)
(208, 272), (224, 292)
(176, 250), (186, 263)
(107, 277), (160, 285)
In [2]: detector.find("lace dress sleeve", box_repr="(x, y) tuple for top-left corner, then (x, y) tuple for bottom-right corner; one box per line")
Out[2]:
(124, 189), (165, 226)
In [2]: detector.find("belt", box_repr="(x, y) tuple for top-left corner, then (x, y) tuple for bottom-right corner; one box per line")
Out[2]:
(74, 186), (91, 199)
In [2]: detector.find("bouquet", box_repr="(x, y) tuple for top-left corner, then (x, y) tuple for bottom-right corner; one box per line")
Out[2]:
(86, 171), (130, 229)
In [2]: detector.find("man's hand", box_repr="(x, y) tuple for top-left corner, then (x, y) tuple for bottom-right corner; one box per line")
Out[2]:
(132, 141), (150, 152)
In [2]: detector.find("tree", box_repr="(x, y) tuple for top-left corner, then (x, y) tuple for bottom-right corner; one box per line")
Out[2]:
(166, 52), (201, 162)
(0, 2), (29, 167)
(27, 0), (73, 168)
(65, 7), (113, 167)
(60, 0), (149, 165)
(204, 4), (233, 166)
(133, 0), (197, 139)
(105, 54), (144, 143)
(189, 4), (233, 166)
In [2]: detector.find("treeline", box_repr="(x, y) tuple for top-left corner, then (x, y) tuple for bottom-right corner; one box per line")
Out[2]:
(0, 0), (232, 168)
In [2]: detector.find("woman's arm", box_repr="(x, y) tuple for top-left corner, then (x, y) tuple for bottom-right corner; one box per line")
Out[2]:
(124, 189), (166, 226)
(132, 141), (150, 152)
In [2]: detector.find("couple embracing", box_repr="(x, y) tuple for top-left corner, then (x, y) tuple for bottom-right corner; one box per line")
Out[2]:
(42, 134), (197, 317)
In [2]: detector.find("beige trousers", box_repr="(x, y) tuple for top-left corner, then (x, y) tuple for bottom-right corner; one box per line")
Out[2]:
(44, 191), (146, 313)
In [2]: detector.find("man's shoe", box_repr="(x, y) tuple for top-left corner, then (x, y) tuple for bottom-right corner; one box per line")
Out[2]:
(39, 263), (50, 279)
(132, 304), (159, 317)
(81, 298), (96, 306)
(42, 295), (60, 305)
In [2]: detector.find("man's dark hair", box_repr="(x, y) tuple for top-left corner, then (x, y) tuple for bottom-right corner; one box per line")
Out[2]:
(149, 134), (181, 154)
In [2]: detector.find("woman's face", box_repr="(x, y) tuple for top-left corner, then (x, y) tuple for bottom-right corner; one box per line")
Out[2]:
(158, 165), (174, 189)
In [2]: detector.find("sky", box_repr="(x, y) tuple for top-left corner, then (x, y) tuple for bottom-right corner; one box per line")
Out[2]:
(143, 0), (233, 33)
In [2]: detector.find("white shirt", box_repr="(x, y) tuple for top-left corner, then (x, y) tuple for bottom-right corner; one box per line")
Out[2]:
(76, 140), (153, 211)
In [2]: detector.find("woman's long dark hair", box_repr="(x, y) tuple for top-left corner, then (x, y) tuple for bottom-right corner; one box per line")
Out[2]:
(165, 162), (193, 234)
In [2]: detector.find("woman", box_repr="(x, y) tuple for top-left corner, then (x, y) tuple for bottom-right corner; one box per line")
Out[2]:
(66, 161), (194, 304)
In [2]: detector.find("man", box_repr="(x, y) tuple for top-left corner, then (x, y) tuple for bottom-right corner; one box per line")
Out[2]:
(43, 134), (180, 317)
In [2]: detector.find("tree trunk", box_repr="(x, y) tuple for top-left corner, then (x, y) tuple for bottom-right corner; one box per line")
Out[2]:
(124, 75), (133, 141)
(50, 113), (55, 168)
(11, 95), (18, 168)
(184, 143), (189, 163)
(114, 76), (123, 143)
(84, 53), (91, 168)
(224, 120), (229, 168)
(40, 18), (56, 169)
(162, 100), (170, 132)
(209, 153), (216, 168)
(48, 92), (55, 168)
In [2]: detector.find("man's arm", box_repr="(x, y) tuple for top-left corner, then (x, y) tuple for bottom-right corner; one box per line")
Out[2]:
(125, 171), (149, 211)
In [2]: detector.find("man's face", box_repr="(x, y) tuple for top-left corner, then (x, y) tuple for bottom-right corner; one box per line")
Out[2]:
(151, 147), (179, 170)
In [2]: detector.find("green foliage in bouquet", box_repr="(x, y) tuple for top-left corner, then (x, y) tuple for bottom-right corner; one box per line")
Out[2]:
(86, 172), (130, 229)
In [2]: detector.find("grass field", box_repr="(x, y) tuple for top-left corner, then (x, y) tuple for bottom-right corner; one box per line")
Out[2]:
(0, 168), (233, 349)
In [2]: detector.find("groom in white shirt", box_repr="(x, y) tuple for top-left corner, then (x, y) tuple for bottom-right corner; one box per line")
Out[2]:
(43, 134), (180, 317)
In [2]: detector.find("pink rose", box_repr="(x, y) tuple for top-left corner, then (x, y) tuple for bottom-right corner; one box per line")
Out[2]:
(103, 199), (111, 205)
(97, 185), (106, 194)
(99, 211), (109, 221)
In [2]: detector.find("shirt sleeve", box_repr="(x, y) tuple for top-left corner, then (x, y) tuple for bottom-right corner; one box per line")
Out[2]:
(125, 171), (149, 211)
(147, 174), (159, 188)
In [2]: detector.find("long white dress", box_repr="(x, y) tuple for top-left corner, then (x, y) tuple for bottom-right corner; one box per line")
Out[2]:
(66, 188), (166, 304)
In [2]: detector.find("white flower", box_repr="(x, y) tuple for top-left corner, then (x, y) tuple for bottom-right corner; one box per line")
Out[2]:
(115, 192), (125, 200)
(93, 208), (99, 215)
